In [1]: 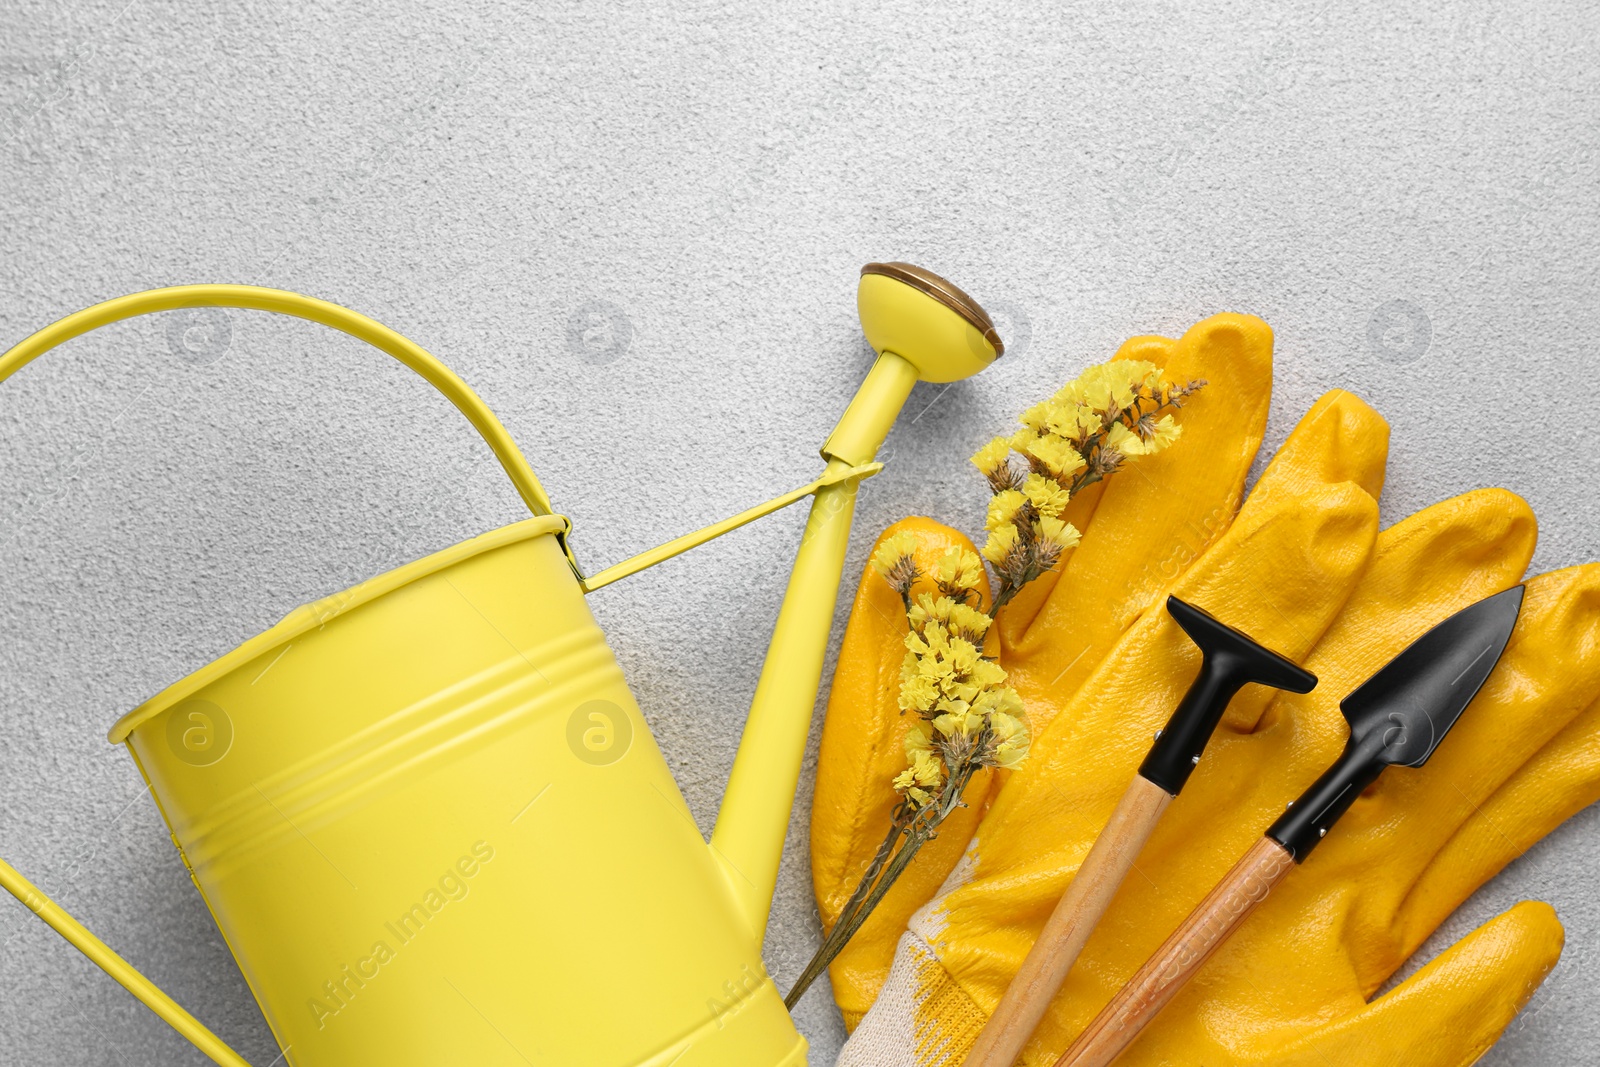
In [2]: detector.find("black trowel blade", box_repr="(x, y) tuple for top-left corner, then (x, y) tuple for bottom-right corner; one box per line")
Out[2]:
(1340, 584), (1525, 768)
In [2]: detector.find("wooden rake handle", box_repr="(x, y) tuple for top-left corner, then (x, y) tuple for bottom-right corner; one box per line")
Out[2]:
(1052, 836), (1296, 1067)
(966, 775), (1172, 1067)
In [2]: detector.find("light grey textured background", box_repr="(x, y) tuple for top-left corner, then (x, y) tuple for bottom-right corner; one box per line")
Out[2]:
(0, 1), (1596, 1063)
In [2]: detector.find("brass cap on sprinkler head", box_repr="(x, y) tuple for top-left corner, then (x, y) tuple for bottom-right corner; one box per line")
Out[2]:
(858, 262), (1003, 383)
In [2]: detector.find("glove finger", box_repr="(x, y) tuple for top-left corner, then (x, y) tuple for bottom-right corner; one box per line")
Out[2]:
(1272, 902), (1562, 1067)
(810, 518), (995, 1027)
(1246, 386), (1389, 504)
(1374, 564), (1600, 963)
(1424, 689), (1600, 910)
(1294, 487), (1537, 711)
(932, 412), (1386, 1012)
(1000, 315), (1281, 704)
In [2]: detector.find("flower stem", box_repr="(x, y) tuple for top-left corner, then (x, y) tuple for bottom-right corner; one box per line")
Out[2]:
(790, 819), (915, 1004)
(785, 761), (984, 1009)
(787, 823), (932, 1009)
(785, 816), (911, 1009)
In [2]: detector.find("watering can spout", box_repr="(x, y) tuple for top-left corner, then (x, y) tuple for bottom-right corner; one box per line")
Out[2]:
(709, 441), (901, 937)
(710, 263), (1004, 936)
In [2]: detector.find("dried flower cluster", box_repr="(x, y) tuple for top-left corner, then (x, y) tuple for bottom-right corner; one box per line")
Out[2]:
(971, 360), (1206, 610)
(869, 533), (1030, 812)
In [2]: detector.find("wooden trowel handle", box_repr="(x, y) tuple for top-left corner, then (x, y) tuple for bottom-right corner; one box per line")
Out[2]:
(966, 775), (1172, 1067)
(1052, 836), (1296, 1067)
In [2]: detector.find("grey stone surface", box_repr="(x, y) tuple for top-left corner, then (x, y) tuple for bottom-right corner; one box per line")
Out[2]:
(0, 0), (1596, 1063)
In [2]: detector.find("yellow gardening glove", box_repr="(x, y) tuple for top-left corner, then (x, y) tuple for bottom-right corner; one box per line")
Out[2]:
(811, 314), (1362, 1024)
(837, 481), (1600, 1067)
(811, 315), (1600, 1063)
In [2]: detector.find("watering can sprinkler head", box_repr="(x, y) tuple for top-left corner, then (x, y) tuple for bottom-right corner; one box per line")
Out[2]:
(820, 263), (1003, 469)
(858, 261), (1003, 382)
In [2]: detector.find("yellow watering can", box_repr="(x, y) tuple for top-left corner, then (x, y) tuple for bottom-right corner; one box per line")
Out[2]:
(0, 263), (1002, 1066)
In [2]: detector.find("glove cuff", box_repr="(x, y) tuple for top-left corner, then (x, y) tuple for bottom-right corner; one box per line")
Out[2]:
(838, 928), (988, 1067)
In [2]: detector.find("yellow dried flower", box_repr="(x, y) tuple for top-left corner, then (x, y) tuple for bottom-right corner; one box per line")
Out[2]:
(898, 672), (938, 713)
(986, 489), (1027, 531)
(1077, 371), (1115, 412)
(937, 685), (977, 711)
(893, 748), (944, 807)
(931, 548), (985, 597)
(1022, 473), (1071, 517)
(981, 523), (1020, 565)
(973, 685), (1026, 719)
(918, 655), (954, 686)
(871, 529), (918, 575)
(1026, 434), (1086, 478)
(1079, 403), (1105, 434)
(948, 637), (981, 674)
(1036, 515), (1081, 552)
(904, 721), (933, 756)
(1018, 399), (1054, 433)
(988, 709), (1030, 769)
(1106, 420), (1145, 458)
(968, 658), (1007, 690)
(871, 529), (921, 595)
(1143, 413), (1182, 452)
(970, 437), (1012, 477)
(946, 601), (992, 643)
(908, 593), (957, 631)
(932, 710), (984, 739)
(1109, 376), (1137, 411)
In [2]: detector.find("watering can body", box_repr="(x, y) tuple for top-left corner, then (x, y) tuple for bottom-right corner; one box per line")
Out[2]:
(0, 265), (1001, 1066)
(116, 518), (799, 1066)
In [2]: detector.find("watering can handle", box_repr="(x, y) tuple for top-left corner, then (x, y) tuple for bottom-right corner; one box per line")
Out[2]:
(0, 284), (560, 515)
